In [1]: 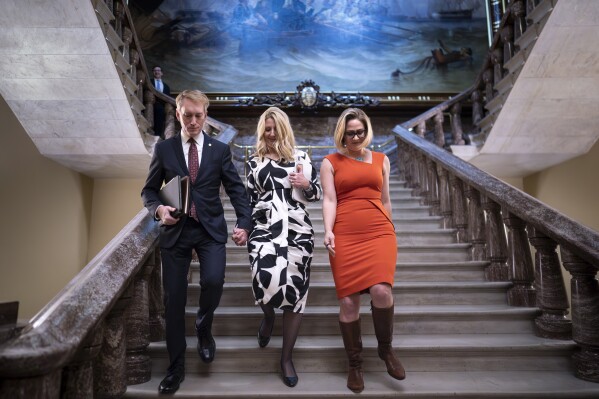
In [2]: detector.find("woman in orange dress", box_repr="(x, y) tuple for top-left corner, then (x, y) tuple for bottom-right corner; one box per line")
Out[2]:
(320, 108), (405, 393)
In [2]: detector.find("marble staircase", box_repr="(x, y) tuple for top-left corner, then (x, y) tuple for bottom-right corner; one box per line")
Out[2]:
(124, 177), (599, 398)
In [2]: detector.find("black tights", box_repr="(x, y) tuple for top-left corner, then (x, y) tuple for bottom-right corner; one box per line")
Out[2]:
(259, 303), (303, 377)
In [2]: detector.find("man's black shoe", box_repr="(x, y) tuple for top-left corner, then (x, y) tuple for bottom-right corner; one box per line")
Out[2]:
(158, 372), (184, 394)
(197, 330), (216, 363)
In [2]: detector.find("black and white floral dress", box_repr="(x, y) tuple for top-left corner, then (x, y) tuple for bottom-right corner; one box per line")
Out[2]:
(246, 150), (321, 313)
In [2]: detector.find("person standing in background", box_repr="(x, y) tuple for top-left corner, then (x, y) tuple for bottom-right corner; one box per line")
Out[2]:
(320, 107), (405, 393)
(151, 65), (171, 139)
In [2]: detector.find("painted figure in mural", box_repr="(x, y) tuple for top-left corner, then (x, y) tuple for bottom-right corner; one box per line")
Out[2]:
(320, 108), (406, 393)
(142, 90), (252, 394)
(245, 107), (322, 388)
(432, 39), (473, 66)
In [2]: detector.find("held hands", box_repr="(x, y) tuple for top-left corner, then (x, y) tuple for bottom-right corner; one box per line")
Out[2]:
(232, 226), (248, 246)
(158, 205), (180, 226)
(324, 231), (336, 257)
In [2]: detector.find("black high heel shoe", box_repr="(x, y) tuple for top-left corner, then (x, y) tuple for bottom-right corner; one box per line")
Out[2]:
(280, 361), (298, 387)
(257, 317), (274, 348)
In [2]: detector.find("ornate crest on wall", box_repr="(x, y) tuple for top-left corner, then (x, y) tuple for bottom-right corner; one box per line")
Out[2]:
(238, 80), (379, 112)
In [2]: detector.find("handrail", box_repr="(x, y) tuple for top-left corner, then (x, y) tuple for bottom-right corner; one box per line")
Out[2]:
(393, 125), (599, 267)
(0, 209), (159, 378)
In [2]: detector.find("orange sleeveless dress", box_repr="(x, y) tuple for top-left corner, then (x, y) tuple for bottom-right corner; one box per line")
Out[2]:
(325, 152), (397, 299)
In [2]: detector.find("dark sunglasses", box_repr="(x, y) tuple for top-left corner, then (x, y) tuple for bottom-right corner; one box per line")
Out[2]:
(344, 129), (366, 138)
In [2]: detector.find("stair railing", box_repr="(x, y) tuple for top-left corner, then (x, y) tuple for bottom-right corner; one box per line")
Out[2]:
(393, 125), (599, 383)
(401, 0), (556, 150)
(92, 0), (232, 150)
(0, 210), (161, 397)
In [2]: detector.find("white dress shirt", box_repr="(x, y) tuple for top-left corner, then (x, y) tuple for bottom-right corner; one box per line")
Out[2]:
(181, 130), (204, 172)
(155, 79), (163, 92)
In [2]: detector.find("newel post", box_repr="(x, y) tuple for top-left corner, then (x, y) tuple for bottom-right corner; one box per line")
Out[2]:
(527, 227), (572, 340)
(560, 248), (599, 382)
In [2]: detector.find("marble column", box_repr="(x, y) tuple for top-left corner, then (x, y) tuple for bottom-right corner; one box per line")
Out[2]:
(528, 227), (572, 340)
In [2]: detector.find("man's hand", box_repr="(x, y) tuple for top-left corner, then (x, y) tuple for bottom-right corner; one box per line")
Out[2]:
(157, 205), (180, 226)
(232, 226), (249, 246)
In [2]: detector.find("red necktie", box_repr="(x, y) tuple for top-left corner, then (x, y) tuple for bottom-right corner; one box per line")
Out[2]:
(188, 138), (199, 221)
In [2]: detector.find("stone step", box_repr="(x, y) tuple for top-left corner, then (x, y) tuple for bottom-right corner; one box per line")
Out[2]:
(188, 281), (512, 307)
(225, 215), (445, 231)
(225, 243), (471, 263)
(145, 334), (575, 374)
(181, 305), (539, 336)
(193, 261), (490, 283)
(125, 370), (599, 398)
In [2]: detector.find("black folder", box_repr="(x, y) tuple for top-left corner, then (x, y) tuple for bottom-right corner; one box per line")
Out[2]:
(159, 176), (190, 218)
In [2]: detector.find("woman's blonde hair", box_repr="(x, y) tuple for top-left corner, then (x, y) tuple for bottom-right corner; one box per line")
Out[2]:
(254, 107), (296, 162)
(333, 108), (373, 152)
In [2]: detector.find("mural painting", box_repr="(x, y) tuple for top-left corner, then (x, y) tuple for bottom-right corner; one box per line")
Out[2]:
(131, 0), (490, 94)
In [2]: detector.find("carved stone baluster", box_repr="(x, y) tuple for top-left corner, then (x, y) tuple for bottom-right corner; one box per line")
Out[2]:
(401, 145), (413, 189)
(125, 257), (155, 384)
(427, 159), (440, 216)
(105, 0), (114, 14)
(144, 89), (155, 130)
(433, 112), (445, 148)
(471, 89), (483, 126)
(482, 67), (494, 103)
(481, 197), (508, 280)
(94, 286), (133, 398)
(149, 249), (165, 342)
(491, 48), (504, 87)
(450, 102), (465, 145)
(450, 176), (468, 243)
(561, 248), (599, 382)
(122, 27), (133, 74)
(164, 103), (177, 140)
(464, 187), (486, 261)
(511, 1), (526, 40)
(527, 227), (572, 340)
(501, 25), (514, 64)
(436, 166), (453, 229)
(411, 149), (422, 197)
(397, 141), (406, 181)
(418, 154), (429, 206)
(61, 326), (104, 398)
(503, 211), (535, 306)
(415, 120), (426, 138)
(113, 1), (124, 40)
(130, 48), (139, 91)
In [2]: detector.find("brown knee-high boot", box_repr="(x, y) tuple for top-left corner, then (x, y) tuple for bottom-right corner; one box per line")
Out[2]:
(371, 303), (406, 380)
(339, 319), (364, 393)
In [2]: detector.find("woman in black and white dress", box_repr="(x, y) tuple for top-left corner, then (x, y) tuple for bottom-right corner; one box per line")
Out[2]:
(246, 106), (321, 387)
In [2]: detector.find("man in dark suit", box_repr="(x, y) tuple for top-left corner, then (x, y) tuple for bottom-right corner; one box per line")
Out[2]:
(141, 90), (251, 394)
(150, 65), (171, 139)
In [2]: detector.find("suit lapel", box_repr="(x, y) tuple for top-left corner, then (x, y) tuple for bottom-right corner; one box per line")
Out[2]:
(171, 135), (189, 176)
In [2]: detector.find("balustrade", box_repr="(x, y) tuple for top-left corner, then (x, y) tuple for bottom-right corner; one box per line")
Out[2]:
(503, 211), (536, 306)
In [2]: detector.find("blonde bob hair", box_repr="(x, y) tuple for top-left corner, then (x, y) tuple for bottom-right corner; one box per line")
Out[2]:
(176, 89), (210, 112)
(333, 108), (373, 152)
(254, 107), (296, 163)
